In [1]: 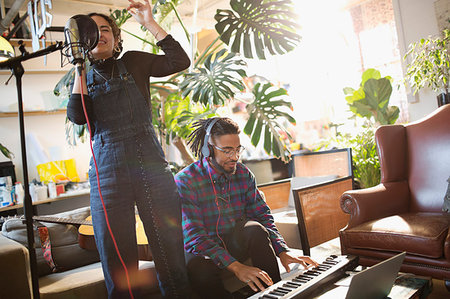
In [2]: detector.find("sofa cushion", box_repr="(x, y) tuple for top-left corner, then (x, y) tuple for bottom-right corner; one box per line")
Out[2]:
(1, 206), (100, 277)
(342, 212), (450, 258)
(39, 261), (159, 299)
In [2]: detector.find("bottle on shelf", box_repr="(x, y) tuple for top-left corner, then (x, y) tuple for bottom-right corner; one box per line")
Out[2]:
(14, 182), (24, 204)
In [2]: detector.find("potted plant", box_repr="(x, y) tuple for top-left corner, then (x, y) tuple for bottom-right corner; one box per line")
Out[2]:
(404, 28), (450, 107)
(316, 68), (399, 189)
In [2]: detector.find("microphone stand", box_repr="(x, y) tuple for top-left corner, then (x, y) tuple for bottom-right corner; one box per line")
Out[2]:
(0, 40), (64, 299)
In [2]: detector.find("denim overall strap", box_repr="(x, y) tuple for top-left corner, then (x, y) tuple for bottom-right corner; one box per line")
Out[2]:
(87, 59), (152, 140)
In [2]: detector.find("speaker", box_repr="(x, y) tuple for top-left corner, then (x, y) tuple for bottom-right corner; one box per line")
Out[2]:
(201, 118), (220, 157)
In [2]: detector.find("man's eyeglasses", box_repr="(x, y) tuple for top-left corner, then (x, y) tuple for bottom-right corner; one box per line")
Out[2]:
(210, 144), (245, 157)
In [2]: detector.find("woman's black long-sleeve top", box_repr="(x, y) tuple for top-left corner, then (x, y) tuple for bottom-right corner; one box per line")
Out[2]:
(67, 35), (190, 125)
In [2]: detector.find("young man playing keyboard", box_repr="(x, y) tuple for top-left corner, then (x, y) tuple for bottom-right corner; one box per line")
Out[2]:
(175, 117), (318, 298)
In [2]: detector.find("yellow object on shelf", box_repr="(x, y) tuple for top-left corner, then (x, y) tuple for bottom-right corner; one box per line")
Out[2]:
(36, 159), (80, 183)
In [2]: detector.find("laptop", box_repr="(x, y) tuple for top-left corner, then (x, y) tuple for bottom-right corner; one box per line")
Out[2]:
(344, 252), (406, 299)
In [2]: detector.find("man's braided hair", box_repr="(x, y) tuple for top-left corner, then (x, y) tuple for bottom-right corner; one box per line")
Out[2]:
(187, 117), (240, 159)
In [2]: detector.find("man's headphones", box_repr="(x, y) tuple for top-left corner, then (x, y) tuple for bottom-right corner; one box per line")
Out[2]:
(201, 118), (220, 158)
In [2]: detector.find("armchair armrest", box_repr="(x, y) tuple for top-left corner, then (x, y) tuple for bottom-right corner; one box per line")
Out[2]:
(340, 181), (410, 228)
(0, 233), (32, 299)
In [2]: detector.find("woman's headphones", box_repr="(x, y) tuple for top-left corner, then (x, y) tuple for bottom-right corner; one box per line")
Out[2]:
(201, 118), (220, 158)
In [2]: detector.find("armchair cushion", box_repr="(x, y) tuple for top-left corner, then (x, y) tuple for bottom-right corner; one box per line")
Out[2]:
(340, 212), (450, 259)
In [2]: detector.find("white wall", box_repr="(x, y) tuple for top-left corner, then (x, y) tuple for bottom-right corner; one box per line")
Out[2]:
(392, 0), (441, 121)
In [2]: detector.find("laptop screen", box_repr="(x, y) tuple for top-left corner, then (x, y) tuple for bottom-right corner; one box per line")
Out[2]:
(345, 252), (406, 299)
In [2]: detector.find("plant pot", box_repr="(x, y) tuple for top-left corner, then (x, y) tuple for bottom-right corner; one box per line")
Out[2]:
(437, 92), (450, 107)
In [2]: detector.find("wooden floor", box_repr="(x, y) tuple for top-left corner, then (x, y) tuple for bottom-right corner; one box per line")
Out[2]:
(308, 238), (448, 298)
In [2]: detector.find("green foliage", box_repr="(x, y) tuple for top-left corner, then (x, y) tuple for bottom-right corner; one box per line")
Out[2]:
(53, 68), (75, 98)
(339, 68), (398, 187)
(244, 82), (295, 162)
(343, 68), (399, 125)
(55, 0), (302, 161)
(65, 119), (88, 146)
(110, 8), (132, 27)
(180, 49), (247, 106)
(315, 124), (380, 189)
(215, 0), (301, 59)
(318, 68), (400, 188)
(349, 126), (380, 189)
(158, 92), (217, 144)
(404, 29), (450, 94)
(0, 143), (14, 159)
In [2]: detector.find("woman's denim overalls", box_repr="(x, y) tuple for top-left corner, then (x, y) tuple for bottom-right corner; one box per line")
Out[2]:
(87, 60), (189, 298)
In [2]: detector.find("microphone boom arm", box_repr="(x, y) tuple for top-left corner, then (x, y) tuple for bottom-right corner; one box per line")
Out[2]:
(0, 41), (64, 69)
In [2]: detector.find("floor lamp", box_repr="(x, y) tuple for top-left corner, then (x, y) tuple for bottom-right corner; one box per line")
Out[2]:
(0, 36), (63, 299)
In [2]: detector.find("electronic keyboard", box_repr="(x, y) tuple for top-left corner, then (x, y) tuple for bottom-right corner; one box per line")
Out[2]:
(247, 255), (359, 299)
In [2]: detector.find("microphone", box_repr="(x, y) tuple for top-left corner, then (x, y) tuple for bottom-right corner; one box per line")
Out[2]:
(64, 17), (84, 66)
(63, 15), (99, 72)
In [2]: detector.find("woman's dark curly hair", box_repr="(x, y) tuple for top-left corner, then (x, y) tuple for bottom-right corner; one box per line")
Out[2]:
(88, 12), (123, 58)
(187, 117), (240, 159)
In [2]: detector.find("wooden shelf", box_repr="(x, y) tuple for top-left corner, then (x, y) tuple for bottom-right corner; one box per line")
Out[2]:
(0, 109), (66, 118)
(0, 69), (69, 75)
(0, 189), (90, 212)
(9, 38), (59, 48)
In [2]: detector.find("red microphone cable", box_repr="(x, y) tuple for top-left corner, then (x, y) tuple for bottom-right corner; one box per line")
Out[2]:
(77, 66), (134, 299)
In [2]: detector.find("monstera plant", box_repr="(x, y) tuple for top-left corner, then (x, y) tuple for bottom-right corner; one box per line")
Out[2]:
(55, 0), (300, 164)
(180, 49), (247, 106)
(215, 0), (300, 59)
(244, 82), (296, 161)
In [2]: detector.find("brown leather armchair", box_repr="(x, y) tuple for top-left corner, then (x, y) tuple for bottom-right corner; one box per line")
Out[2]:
(339, 104), (450, 286)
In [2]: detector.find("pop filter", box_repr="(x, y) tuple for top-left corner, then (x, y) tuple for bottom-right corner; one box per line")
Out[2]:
(63, 14), (99, 66)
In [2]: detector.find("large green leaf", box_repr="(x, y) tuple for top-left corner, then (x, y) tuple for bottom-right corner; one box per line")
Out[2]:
(361, 68), (381, 85)
(180, 49), (247, 106)
(215, 0), (301, 59)
(53, 68), (75, 98)
(343, 68), (398, 125)
(0, 143), (14, 159)
(162, 93), (216, 143)
(364, 78), (392, 111)
(244, 82), (295, 162)
(110, 8), (132, 27)
(65, 119), (88, 146)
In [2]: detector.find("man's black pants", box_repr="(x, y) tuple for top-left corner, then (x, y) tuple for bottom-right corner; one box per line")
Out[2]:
(185, 220), (281, 299)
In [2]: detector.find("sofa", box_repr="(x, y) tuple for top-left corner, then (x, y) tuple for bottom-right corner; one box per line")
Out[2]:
(0, 206), (161, 299)
(339, 104), (450, 286)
